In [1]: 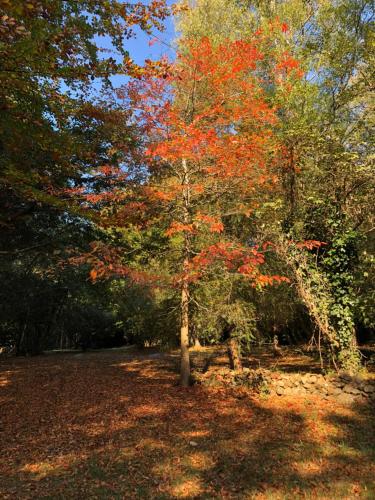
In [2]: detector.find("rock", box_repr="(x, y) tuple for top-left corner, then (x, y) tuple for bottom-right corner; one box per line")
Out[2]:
(290, 387), (305, 396)
(302, 383), (312, 391)
(311, 387), (322, 395)
(363, 384), (375, 393)
(333, 380), (345, 388)
(337, 393), (354, 405)
(313, 388), (327, 396)
(276, 386), (285, 396)
(352, 375), (365, 386)
(328, 386), (342, 396)
(189, 441), (198, 447)
(309, 375), (318, 383)
(343, 384), (361, 395)
(355, 394), (368, 402)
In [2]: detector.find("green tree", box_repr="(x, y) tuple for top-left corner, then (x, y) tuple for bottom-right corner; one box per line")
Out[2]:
(0, 0), (170, 354)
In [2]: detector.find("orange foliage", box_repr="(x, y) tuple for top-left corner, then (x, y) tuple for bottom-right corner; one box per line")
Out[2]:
(195, 214), (224, 233)
(74, 31), (300, 286)
(1, 352), (374, 498)
(124, 35), (295, 285)
(296, 240), (327, 250)
(165, 222), (196, 237)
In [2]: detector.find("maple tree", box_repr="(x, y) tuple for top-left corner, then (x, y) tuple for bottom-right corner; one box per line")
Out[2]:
(82, 32), (298, 385)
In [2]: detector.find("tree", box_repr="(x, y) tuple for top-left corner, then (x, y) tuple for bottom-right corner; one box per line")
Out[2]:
(84, 33), (294, 384)
(0, 0), (170, 354)
(0, 0), (170, 222)
(176, 0), (374, 372)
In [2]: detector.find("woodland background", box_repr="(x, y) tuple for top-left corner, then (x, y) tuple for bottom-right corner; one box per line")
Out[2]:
(0, 2), (374, 498)
(0, 0), (373, 377)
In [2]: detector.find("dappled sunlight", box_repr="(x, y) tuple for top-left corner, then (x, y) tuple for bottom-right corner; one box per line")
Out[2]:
(114, 358), (177, 383)
(0, 368), (21, 389)
(130, 403), (167, 419)
(179, 429), (211, 439)
(187, 451), (216, 471)
(171, 477), (205, 498)
(1, 351), (374, 498)
(136, 437), (168, 452)
(294, 460), (323, 476)
(77, 419), (132, 438)
(19, 453), (83, 481)
(245, 348), (323, 374)
(0, 375), (10, 388)
(21, 461), (59, 479)
(118, 446), (138, 460)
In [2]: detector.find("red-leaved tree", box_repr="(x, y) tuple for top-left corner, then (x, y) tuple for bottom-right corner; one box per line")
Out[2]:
(80, 31), (300, 385)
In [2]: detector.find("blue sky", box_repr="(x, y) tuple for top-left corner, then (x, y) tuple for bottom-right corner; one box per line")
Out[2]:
(95, 3), (177, 90)
(61, 3), (177, 98)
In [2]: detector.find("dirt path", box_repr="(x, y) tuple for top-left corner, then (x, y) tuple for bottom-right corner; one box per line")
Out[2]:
(0, 351), (374, 499)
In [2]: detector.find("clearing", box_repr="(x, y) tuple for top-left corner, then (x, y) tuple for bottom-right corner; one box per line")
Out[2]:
(0, 349), (374, 499)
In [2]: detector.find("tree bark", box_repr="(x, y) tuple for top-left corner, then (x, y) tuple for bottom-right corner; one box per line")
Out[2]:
(273, 335), (283, 358)
(180, 271), (190, 386)
(227, 336), (242, 371)
(180, 158), (191, 386)
(193, 337), (202, 348)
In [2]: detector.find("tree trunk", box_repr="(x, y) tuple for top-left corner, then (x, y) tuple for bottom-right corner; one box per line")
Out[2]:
(338, 327), (361, 373)
(180, 157), (191, 386)
(180, 269), (190, 386)
(193, 337), (202, 348)
(227, 337), (242, 371)
(273, 335), (283, 358)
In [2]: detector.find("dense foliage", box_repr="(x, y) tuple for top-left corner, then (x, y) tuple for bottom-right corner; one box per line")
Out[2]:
(0, 0), (169, 353)
(0, 0), (373, 378)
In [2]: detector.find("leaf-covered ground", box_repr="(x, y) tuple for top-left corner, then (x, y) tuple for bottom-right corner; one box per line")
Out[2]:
(1, 350), (374, 499)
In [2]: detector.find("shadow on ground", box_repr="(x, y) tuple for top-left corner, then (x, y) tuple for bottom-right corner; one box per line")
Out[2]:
(0, 351), (374, 499)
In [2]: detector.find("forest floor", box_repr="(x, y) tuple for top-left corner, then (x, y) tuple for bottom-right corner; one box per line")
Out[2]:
(0, 348), (374, 499)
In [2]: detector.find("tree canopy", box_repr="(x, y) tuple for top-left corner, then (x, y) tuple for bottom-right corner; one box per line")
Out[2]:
(0, 0), (373, 379)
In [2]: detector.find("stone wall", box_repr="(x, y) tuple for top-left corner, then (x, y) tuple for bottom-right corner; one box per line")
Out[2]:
(269, 371), (375, 404)
(195, 367), (375, 405)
